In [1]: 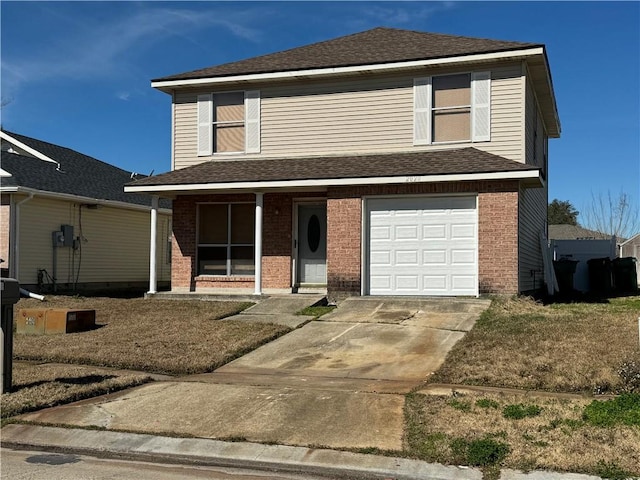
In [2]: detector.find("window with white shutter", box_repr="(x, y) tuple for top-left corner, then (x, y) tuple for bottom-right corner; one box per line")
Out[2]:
(413, 71), (491, 145)
(196, 90), (261, 156)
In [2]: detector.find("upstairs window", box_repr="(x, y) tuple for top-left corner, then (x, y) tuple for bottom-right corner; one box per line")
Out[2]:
(414, 71), (490, 145)
(432, 73), (471, 142)
(213, 92), (245, 153)
(197, 91), (260, 156)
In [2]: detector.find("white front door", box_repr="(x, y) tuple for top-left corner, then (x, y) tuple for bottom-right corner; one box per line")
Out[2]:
(296, 204), (327, 285)
(367, 196), (478, 296)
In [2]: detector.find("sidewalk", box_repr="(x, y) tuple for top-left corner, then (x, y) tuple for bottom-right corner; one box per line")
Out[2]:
(1, 424), (601, 480)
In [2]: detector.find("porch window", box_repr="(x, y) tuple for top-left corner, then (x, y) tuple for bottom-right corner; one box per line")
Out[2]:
(197, 203), (255, 276)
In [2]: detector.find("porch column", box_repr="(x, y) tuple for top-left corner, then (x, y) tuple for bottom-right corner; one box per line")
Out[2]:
(254, 192), (263, 295)
(148, 195), (159, 294)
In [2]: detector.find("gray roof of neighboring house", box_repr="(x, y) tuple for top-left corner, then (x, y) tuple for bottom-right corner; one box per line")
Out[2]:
(128, 147), (538, 188)
(548, 224), (615, 241)
(1, 131), (170, 209)
(154, 27), (540, 82)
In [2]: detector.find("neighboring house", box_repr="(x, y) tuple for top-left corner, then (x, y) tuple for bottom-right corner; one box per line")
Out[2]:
(126, 27), (560, 300)
(0, 130), (171, 292)
(548, 224), (615, 241)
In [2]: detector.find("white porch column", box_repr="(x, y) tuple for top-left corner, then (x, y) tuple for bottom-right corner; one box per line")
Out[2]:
(254, 192), (264, 295)
(148, 195), (159, 294)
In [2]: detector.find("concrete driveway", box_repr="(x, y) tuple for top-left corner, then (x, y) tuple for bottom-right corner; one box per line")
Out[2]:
(18, 296), (489, 451)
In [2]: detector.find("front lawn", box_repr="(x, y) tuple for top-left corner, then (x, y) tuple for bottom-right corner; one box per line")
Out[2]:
(13, 296), (290, 375)
(2, 362), (151, 422)
(430, 296), (640, 394)
(405, 295), (640, 479)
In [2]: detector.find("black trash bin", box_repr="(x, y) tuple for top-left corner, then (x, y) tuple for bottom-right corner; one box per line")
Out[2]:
(587, 257), (613, 296)
(612, 257), (638, 293)
(553, 259), (579, 295)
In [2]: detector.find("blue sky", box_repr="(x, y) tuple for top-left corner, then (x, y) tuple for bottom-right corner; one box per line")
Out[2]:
(1, 1), (638, 224)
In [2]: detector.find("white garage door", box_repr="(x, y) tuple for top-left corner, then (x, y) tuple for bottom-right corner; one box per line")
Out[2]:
(367, 196), (478, 296)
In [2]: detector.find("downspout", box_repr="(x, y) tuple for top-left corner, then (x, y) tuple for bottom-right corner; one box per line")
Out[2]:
(148, 196), (159, 294)
(11, 192), (34, 280)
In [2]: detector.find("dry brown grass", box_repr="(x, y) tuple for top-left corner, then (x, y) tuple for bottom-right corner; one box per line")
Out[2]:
(431, 295), (640, 394)
(404, 391), (640, 477)
(13, 296), (290, 375)
(2, 362), (150, 420)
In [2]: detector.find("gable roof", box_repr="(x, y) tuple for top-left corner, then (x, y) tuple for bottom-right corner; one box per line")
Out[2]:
(151, 26), (559, 138)
(126, 147), (540, 194)
(155, 27), (541, 82)
(1, 130), (170, 209)
(548, 224), (616, 241)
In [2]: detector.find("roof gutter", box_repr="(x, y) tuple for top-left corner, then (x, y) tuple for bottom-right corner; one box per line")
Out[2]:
(125, 169), (542, 194)
(1, 187), (171, 215)
(152, 47), (546, 90)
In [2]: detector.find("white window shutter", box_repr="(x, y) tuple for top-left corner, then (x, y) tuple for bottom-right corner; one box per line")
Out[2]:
(413, 77), (432, 145)
(197, 94), (212, 156)
(471, 71), (491, 142)
(245, 90), (261, 153)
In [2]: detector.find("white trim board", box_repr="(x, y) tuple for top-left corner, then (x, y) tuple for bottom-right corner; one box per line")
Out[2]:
(152, 48), (545, 90)
(125, 170), (541, 194)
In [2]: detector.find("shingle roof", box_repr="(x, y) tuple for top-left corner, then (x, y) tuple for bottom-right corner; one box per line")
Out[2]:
(129, 148), (538, 188)
(1, 131), (170, 209)
(548, 224), (614, 241)
(154, 27), (540, 82)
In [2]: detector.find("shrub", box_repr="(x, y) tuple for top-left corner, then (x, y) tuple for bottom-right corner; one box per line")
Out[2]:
(618, 360), (640, 393)
(503, 403), (542, 419)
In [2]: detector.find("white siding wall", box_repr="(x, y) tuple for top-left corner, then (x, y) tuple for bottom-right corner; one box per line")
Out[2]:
(173, 62), (526, 169)
(0, 194), (10, 267)
(518, 77), (547, 293)
(17, 196), (170, 286)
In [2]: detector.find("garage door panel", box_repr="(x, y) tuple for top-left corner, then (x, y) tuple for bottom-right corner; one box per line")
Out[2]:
(395, 250), (419, 265)
(451, 249), (475, 264)
(395, 225), (419, 240)
(423, 250), (446, 265)
(423, 224), (446, 239)
(368, 196), (477, 296)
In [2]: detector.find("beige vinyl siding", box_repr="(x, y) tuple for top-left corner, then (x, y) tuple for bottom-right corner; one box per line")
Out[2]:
(518, 75), (547, 293)
(473, 63), (524, 163)
(172, 62), (526, 169)
(17, 196), (170, 285)
(0, 194), (10, 266)
(518, 184), (547, 293)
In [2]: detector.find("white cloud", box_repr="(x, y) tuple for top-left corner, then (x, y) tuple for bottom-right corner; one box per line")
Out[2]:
(354, 2), (456, 27)
(116, 92), (131, 101)
(1, 4), (263, 94)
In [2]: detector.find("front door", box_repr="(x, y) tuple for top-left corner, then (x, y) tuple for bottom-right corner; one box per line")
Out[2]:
(296, 204), (327, 285)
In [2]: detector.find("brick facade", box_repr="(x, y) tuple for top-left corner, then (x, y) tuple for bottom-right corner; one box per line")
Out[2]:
(171, 180), (520, 297)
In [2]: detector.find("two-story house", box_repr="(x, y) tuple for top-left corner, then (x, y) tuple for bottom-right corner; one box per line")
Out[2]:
(126, 27), (560, 300)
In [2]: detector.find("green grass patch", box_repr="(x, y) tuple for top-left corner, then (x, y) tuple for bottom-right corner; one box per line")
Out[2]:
(449, 398), (472, 412)
(476, 398), (500, 409)
(503, 403), (542, 419)
(594, 460), (637, 480)
(582, 393), (640, 427)
(296, 305), (335, 318)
